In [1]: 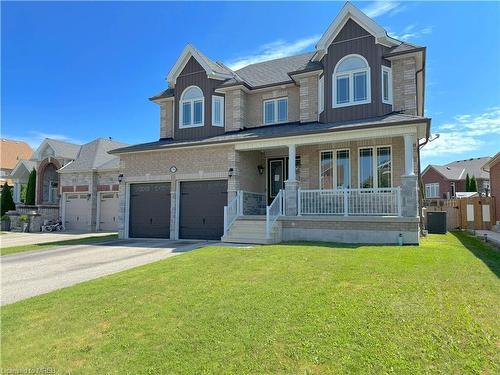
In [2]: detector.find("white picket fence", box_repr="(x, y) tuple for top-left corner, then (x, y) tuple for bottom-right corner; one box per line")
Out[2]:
(298, 188), (402, 216)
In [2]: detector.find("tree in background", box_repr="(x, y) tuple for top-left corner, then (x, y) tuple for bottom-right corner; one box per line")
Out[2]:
(470, 176), (477, 192)
(25, 168), (36, 205)
(20, 184), (27, 203)
(1, 183), (15, 216)
(465, 174), (471, 192)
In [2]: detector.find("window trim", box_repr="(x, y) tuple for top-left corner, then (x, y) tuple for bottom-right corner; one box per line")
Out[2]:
(318, 75), (325, 114)
(332, 54), (371, 109)
(319, 148), (351, 190)
(179, 85), (204, 129)
(357, 145), (393, 189)
(211, 95), (224, 128)
(425, 183), (440, 198)
(263, 97), (288, 125)
(381, 65), (393, 106)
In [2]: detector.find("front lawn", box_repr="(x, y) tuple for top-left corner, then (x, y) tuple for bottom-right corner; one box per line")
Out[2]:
(0, 234), (118, 256)
(2, 233), (498, 374)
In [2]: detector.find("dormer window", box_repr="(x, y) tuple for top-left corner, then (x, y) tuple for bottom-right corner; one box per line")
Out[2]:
(180, 86), (204, 128)
(333, 54), (371, 108)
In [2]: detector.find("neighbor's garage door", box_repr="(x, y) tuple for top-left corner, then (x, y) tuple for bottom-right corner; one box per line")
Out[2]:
(99, 192), (119, 232)
(129, 183), (171, 238)
(179, 180), (227, 240)
(65, 193), (90, 231)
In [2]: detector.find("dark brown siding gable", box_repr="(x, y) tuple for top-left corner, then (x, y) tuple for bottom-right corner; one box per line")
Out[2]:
(174, 57), (225, 140)
(320, 19), (392, 123)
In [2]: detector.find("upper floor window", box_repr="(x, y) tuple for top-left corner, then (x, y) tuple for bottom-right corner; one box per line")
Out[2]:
(425, 183), (440, 198)
(212, 96), (224, 127)
(263, 98), (288, 125)
(180, 86), (204, 128)
(381, 66), (393, 105)
(333, 54), (371, 108)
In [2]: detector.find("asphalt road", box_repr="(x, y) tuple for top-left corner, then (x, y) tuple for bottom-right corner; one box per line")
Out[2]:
(1, 239), (207, 305)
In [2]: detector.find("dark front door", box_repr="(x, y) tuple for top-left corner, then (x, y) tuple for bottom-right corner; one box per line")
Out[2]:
(179, 180), (228, 240)
(267, 158), (288, 204)
(129, 183), (171, 238)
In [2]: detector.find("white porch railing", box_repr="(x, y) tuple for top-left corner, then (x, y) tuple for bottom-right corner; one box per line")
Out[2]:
(266, 189), (283, 239)
(298, 188), (402, 216)
(224, 193), (240, 236)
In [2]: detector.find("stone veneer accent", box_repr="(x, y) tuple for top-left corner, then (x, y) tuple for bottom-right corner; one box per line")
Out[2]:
(392, 56), (417, 115)
(160, 100), (174, 139)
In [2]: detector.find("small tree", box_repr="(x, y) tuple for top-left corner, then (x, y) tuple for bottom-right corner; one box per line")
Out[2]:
(465, 174), (471, 192)
(20, 184), (27, 203)
(25, 168), (36, 205)
(470, 175), (477, 192)
(1, 183), (15, 216)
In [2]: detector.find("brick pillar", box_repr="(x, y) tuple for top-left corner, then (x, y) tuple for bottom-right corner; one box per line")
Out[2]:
(170, 179), (177, 240)
(117, 181), (126, 239)
(90, 171), (98, 231)
(401, 175), (418, 217)
(284, 180), (299, 216)
(227, 148), (240, 203)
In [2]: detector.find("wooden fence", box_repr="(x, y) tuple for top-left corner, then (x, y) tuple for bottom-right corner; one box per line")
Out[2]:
(423, 197), (496, 231)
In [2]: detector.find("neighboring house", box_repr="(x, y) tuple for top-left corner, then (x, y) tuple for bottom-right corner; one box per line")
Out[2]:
(0, 139), (32, 186)
(422, 156), (491, 199)
(482, 152), (500, 223)
(9, 137), (127, 232)
(110, 2), (431, 244)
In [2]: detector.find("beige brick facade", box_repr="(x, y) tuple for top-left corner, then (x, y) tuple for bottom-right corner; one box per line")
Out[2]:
(298, 75), (319, 123)
(392, 56), (417, 115)
(159, 100), (174, 139)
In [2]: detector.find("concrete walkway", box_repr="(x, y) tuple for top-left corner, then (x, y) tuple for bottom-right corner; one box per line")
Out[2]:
(1, 239), (207, 305)
(0, 231), (115, 248)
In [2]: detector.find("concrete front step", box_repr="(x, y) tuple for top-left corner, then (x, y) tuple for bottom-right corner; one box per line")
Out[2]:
(223, 218), (281, 244)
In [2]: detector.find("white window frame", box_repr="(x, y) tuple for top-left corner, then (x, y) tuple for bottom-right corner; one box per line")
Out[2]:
(425, 183), (440, 198)
(318, 75), (324, 114)
(319, 149), (351, 189)
(332, 54), (371, 108)
(179, 85), (204, 129)
(263, 97), (288, 125)
(381, 65), (393, 105)
(357, 145), (393, 189)
(211, 95), (224, 127)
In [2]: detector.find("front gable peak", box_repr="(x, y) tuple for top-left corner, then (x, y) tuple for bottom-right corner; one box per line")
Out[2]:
(166, 44), (234, 87)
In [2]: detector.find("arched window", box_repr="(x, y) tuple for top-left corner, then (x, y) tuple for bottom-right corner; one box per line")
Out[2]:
(180, 86), (204, 128)
(333, 54), (371, 108)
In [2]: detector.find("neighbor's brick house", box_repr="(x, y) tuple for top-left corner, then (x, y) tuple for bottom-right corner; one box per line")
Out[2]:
(483, 152), (500, 223)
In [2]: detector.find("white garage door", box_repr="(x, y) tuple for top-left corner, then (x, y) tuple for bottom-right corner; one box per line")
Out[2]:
(99, 192), (119, 232)
(64, 194), (90, 231)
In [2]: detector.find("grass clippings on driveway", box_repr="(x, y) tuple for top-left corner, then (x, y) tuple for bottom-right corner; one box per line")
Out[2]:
(0, 234), (118, 256)
(1, 232), (499, 374)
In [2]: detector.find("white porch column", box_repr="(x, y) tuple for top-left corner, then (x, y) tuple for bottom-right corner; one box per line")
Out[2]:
(404, 134), (415, 176)
(13, 181), (20, 203)
(288, 144), (296, 181)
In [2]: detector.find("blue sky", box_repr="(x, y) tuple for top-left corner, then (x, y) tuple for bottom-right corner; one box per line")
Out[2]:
(2, 1), (499, 168)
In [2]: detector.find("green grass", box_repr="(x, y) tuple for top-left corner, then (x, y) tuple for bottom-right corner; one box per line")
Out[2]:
(2, 233), (499, 374)
(0, 234), (118, 256)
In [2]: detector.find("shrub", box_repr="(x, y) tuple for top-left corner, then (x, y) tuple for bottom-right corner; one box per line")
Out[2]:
(25, 168), (36, 205)
(1, 183), (15, 216)
(470, 176), (477, 192)
(19, 215), (29, 222)
(1, 214), (10, 222)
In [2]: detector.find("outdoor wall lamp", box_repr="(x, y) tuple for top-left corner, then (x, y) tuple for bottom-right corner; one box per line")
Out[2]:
(118, 174), (124, 183)
(257, 165), (264, 175)
(228, 168), (234, 178)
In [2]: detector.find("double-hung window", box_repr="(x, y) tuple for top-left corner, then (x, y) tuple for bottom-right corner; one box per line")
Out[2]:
(381, 66), (393, 105)
(333, 55), (371, 108)
(180, 86), (204, 128)
(212, 96), (224, 127)
(425, 183), (440, 198)
(320, 149), (351, 189)
(358, 146), (392, 189)
(263, 98), (288, 125)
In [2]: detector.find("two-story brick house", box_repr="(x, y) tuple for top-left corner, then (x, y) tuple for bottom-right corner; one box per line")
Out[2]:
(111, 2), (431, 244)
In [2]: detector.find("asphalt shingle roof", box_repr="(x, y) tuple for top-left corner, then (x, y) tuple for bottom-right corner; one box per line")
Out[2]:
(428, 157), (491, 180)
(45, 139), (82, 159)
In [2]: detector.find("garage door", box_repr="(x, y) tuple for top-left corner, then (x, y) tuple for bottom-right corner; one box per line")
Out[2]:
(65, 194), (90, 231)
(99, 192), (119, 232)
(129, 183), (170, 238)
(179, 180), (227, 240)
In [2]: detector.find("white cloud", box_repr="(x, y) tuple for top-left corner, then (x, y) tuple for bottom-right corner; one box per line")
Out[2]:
(225, 34), (321, 71)
(387, 25), (433, 41)
(3, 131), (83, 150)
(362, 1), (402, 18)
(422, 107), (500, 157)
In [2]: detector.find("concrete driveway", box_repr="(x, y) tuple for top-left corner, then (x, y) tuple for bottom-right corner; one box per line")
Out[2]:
(1, 239), (207, 305)
(0, 231), (115, 248)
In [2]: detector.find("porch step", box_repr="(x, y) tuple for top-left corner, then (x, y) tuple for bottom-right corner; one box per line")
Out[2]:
(222, 218), (281, 244)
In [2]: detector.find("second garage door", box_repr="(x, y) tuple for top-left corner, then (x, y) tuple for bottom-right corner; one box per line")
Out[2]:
(98, 192), (119, 232)
(65, 193), (90, 231)
(129, 183), (171, 238)
(179, 180), (227, 240)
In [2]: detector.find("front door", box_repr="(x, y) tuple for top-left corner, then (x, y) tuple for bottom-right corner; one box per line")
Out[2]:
(267, 158), (288, 204)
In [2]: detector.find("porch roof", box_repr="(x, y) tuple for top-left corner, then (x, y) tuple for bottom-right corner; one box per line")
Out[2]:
(110, 113), (430, 155)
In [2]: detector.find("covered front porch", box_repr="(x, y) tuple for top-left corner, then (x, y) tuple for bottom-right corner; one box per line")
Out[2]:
(223, 124), (422, 244)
